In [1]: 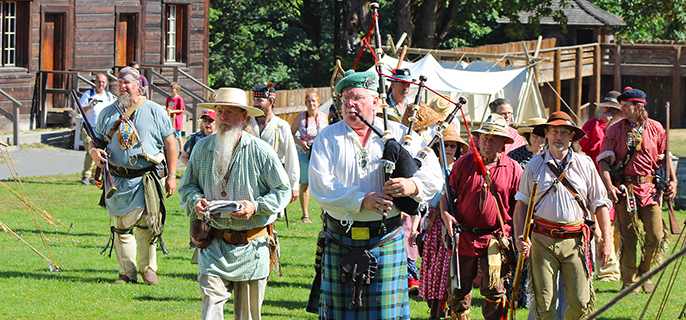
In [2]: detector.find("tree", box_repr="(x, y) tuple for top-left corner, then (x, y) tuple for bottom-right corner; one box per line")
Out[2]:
(589, 0), (686, 41)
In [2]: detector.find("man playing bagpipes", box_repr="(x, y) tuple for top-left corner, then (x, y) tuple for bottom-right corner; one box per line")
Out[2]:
(89, 67), (178, 285)
(309, 70), (442, 319)
(439, 114), (523, 320)
(514, 111), (612, 320)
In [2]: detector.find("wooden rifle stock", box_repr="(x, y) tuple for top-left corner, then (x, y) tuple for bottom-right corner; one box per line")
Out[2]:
(509, 182), (538, 320)
(664, 102), (681, 234)
(71, 90), (116, 198)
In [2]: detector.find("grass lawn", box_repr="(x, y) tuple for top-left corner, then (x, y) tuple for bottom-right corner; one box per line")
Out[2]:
(1, 173), (685, 319)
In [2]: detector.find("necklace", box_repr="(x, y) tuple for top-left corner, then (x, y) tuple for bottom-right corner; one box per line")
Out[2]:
(481, 153), (501, 164)
(628, 121), (645, 151)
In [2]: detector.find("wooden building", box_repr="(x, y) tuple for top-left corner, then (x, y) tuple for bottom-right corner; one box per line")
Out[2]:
(0, 0), (211, 137)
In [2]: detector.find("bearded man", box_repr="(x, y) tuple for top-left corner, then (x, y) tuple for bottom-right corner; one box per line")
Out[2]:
(178, 87), (290, 320)
(90, 66), (178, 285)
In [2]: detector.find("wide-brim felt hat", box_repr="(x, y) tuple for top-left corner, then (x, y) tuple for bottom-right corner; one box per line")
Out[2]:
(441, 121), (470, 155)
(594, 90), (621, 109)
(473, 114), (515, 144)
(533, 111), (585, 141)
(517, 117), (547, 136)
(197, 88), (264, 117)
(401, 102), (443, 132)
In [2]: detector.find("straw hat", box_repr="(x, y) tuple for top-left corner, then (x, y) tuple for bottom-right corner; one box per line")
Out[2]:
(441, 121), (470, 155)
(532, 111), (586, 141)
(401, 102), (443, 132)
(517, 117), (547, 136)
(197, 88), (264, 117)
(473, 114), (515, 144)
(428, 94), (455, 114)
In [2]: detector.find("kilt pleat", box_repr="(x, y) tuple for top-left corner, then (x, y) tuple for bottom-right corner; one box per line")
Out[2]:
(319, 226), (410, 320)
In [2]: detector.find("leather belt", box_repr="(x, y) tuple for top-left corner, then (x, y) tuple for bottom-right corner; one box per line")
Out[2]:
(457, 224), (498, 235)
(533, 223), (583, 239)
(325, 214), (402, 240)
(210, 226), (268, 245)
(621, 174), (654, 184)
(109, 165), (153, 178)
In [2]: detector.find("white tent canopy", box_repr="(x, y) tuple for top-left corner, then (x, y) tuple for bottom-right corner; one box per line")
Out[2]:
(369, 54), (547, 128)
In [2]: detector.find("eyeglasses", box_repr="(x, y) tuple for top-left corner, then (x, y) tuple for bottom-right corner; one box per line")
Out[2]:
(341, 95), (371, 104)
(444, 143), (459, 149)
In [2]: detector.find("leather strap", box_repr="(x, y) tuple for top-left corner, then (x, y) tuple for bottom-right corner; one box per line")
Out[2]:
(545, 162), (591, 219)
(211, 226), (268, 245)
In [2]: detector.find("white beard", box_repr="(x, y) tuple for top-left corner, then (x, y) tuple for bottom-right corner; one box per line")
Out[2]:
(119, 94), (131, 108)
(213, 125), (242, 182)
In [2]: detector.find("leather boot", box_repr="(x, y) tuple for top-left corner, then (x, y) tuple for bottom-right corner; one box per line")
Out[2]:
(140, 267), (159, 285)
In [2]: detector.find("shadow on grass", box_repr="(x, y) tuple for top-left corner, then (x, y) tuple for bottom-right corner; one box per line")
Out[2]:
(158, 272), (198, 281)
(0, 270), (115, 283)
(11, 228), (105, 238)
(595, 287), (621, 294)
(263, 298), (309, 311)
(134, 295), (197, 302)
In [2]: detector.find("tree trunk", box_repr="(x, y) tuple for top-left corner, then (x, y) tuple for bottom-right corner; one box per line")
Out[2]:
(343, 0), (371, 58)
(396, 0), (413, 47)
(413, 0), (439, 48)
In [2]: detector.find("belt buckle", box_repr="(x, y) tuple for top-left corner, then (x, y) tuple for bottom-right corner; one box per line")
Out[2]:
(549, 228), (561, 238)
(229, 231), (244, 244)
(121, 167), (129, 174)
(351, 227), (370, 240)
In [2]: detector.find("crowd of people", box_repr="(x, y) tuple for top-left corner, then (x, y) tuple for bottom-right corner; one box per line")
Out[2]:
(82, 65), (677, 320)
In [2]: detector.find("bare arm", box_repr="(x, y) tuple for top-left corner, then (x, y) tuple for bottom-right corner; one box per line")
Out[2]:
(598, 160), (620, 203)
(163, 134), (178, 198)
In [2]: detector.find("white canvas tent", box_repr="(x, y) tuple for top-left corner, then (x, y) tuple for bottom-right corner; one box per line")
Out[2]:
(368, 54), (547, 128)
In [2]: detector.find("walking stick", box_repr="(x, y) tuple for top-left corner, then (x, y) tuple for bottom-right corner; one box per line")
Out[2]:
(509, 182), (538, 320)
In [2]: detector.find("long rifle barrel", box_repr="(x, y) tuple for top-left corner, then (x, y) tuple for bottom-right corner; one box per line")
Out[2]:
(509, 182), (538, 319)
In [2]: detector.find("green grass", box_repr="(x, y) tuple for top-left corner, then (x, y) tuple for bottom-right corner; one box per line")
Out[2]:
(1, 173), (685, 319)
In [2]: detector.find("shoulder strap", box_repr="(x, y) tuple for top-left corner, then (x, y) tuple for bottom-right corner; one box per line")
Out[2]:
(545, 162), (591, 219)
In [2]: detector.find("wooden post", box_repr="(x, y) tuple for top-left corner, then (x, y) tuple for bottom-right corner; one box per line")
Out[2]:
(173, 66), (179, 83)
(554, 49), (561, 113)
(573, 47), (583, 124)
(614, 45), (622, 90)
(673, 46), (682, 127)
(13, 102), (19, 146)
(591, 44), (601, 117)
(41, 72), (47, 129)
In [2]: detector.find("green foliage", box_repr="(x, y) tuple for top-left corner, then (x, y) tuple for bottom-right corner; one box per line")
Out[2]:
(208, 0), (335, 90)
(588, 0), (686, 42)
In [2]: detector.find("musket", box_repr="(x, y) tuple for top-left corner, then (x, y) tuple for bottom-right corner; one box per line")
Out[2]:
(370, 2), (389, 131)
(70, 90), (116, 198)
(402, 75), (427, 147)
(509, 182), (538, 320)
(438, 136), (462, 294)
(664, 101), (681, 234)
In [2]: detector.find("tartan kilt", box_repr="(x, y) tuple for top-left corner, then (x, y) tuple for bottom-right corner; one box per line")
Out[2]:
(319, 226), (410, 320)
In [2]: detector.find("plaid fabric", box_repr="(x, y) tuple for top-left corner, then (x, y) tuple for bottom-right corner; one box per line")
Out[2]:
(319, 227), (410, 320)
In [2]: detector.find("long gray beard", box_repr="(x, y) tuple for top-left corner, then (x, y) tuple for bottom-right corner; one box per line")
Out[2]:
(213, 126), (242, 182)
(119, 94), (131, 108)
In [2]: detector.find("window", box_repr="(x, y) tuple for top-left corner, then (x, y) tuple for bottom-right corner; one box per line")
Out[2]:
(165, 4), (188, 63)
(1, 1), (27, 67)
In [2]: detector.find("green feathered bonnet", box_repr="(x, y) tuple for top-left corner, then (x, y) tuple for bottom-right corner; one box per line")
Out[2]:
(334, 70), (378, 94)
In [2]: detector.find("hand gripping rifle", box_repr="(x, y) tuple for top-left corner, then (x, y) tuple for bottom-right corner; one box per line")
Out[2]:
(402, 75), (428, 147)
(436, 134), (463, 294)
(663, 102), (681, 234)
(71, 89), (116, 198)
(509, 182), (538, 320)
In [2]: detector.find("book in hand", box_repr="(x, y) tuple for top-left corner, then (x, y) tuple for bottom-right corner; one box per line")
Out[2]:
(204, 201), (245, 218)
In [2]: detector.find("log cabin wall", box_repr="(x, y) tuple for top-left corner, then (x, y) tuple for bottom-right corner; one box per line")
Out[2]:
(0, 0), (210, 131)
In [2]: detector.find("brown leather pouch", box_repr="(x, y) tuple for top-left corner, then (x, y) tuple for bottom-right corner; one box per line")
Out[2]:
(191, 220), (213, 249)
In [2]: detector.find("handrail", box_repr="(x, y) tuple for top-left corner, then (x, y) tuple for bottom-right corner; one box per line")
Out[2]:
(77, 74), (96, 88)
(150, 69), (206, 102)
(0, 87), (22, 145)
(178, 69), (214, 93)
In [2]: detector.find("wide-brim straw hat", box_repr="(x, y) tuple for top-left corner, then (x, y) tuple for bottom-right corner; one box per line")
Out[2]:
(441, 121), (470, 155)
(517, 117), (547, 136)
(428, 94), (455, 114)
(533, 111), (586, 141)
(197, 88), (264, 117)
(401, 102), (443, 132)
(473, 114), (515, 144)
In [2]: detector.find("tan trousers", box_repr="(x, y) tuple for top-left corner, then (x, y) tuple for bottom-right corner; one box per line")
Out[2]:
(81, 127), (96, 179)
(530, 232), (594, 320)
(615, 199), (664, 287)
(198, 274), (267, 320)
(595, 220), (621, 281)
(113, 207), (157, 281)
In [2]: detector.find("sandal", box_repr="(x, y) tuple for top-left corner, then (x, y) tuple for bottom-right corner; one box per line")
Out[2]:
(301, 216), (312, 223)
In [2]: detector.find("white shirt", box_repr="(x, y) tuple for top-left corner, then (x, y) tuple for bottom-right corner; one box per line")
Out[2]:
(250, 116), (300, 191)
(515, 149), (612, 222)
(79, 89), (117, 126)
(309, 117), (443, 222)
